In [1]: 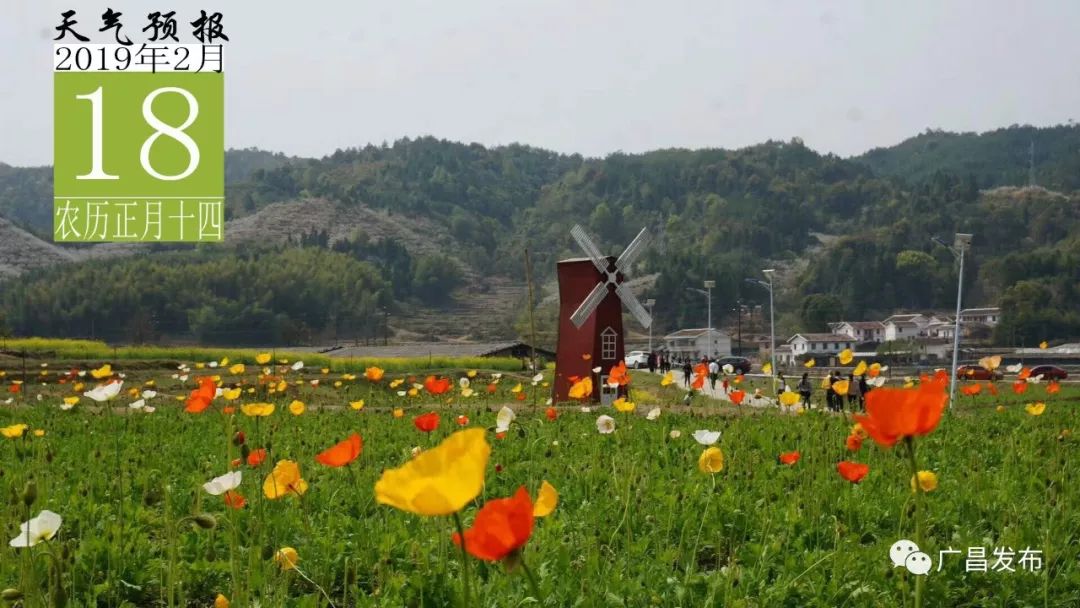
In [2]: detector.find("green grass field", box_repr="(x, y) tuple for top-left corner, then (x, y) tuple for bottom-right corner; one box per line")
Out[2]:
(1, 355), (1078, 607)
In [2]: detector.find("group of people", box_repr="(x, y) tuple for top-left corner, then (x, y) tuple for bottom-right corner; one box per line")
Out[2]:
(787, 370), (870, 412)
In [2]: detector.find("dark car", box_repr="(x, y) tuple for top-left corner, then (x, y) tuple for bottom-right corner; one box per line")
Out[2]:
(1028, 365), (1069, 380)
(956, 365), (1004, 381)
(717, 356), (752, 375)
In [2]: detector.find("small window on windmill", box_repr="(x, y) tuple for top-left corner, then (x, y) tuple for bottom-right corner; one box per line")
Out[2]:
(601, 326), (617, 360)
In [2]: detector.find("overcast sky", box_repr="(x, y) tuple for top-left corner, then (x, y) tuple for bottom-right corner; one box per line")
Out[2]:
(3, 1), (1079, 167)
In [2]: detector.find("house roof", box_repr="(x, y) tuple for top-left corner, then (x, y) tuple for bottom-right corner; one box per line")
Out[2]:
(664, 328), (728, 339)
(960, 307), (1000, 314)
(885, 320), (919, 328)
(839, 321), (885, 330)
(884, 314), (925, 323)
(787, 333), (856, 343)
(311, 341), (553, 359)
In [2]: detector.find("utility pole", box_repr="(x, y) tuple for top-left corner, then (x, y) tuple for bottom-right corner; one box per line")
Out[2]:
(524, 248), (539, 373)
(645, 298), (656, 353)
(932, 233), (973, 409)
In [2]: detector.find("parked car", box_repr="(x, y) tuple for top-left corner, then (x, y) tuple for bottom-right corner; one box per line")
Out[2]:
(625, 351), (649, 369)
(955, 365), (1004, 381)
(1028, 365), (1069, 380)
(717, 356), (752, 375)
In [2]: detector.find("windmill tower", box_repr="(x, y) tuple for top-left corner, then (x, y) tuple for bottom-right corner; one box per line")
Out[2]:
(553, 225), (652, 404)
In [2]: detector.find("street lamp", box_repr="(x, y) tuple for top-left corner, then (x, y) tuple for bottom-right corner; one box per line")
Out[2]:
(687, 280), (716, 358)
(746, 269), (776, 395)
(645, 298), (656, 353)
(932, 233), (973, 409)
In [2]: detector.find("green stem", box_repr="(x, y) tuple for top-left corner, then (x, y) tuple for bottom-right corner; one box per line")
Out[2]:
(520, 558), (543, 600)
(904, 437), (924, 608)
(452, 512), (473, 607)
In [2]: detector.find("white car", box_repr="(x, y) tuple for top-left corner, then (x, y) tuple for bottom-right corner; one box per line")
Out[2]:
(625, 351), (649, 369)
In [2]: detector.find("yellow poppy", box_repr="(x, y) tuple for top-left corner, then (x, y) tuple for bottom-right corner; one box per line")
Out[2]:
(1025, 402), (1046, 416)
(275, 381), (287, 392)
(195, 363), (205, 369)
(979, 355), (1001, 371)
(222, 388), (241, 401)
(613, 397), (635, 413)
(761, 362), (772, 375)
(63, 396), (80, 406)
(374, 428), (490, 516)
(1, 424), (28, 439)
(220, 357), (230, 367)
(274, 547), (299, 570)
(533, 480), (558, 517)
(832, 380), (850, 396)
(256, 353), (272, 365)
(321, 368), (330, 375)
(393, 408), (404, 418)
(1039, 341), (1049, 350)
(288, 400), (305, 415)
(263, 460), (308, 499)
(853, 361), (867, 376)
(389, 379), (404, 389)
(214, 594), (230, 608)
(568, 377), (593, 400)
(660, 371), (674, 386)
(350, 400), (365, 410)
(779, 391), (800, 406)
(910, 470), (938, 493)
(698, 447), (724, 474)
(804, 359), (816, 368)
(73, 382), (84, 392)
(365, 367), (385, 382)
(510, 383), (523, 393)
(241, 403), (275, 417)
(90, 364), (112, 379)
(839, 349), (854, 365)
(228, 364), (246, 376)
(334, 381), (342, 388)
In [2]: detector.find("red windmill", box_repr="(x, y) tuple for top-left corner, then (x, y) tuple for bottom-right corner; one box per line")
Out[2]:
(553, 225), (652, 404)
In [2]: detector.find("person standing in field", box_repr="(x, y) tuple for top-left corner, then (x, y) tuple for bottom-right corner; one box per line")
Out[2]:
(682, 360), (693, 388)
(708, 358), (720, 390)
(846, 372), (862, 410)
(647, 352), (657, 374)
(825, 370), (838, 411)
(797, 372), (812, 408)
(858, 373), (870, 410)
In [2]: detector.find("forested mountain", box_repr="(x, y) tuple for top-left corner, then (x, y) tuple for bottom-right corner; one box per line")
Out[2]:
(2, 125), (1079, 346)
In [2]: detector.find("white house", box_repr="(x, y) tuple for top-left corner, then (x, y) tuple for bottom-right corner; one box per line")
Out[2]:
(831, 321), (885, 343)
(883, 320), (921, 342)
(663, 328), (731, 360)
(923, 319), (955, 340)
(787, 333), (857, 358)
(960, 307), (1001, 326)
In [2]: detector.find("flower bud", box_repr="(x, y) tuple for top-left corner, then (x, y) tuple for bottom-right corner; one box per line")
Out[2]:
(232, 431), (245, 446)
(21, 481), (36, 507)
(192, 513), (217, 529)
(1, 588), (24, 601)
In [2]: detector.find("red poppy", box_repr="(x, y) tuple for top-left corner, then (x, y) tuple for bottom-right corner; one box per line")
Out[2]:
(223, 490), (246, 509)
(486, 383), (498, 394)
(185, 377), (217, 413)
(315, 433), (363, 467)
(223, 406), (235, 415)
(1047, 381), (1061, 395)
(853, 376), (947, 448)
(7, 384), (20, 394)
(608, 361), (630, 387)
(496, 431), (507, 440)
(414, 412), (440, 433)
(961, 384), (981, 397)
(729, 390), (746, 405)
(452, 486), (534, 562)
(230, 458), (242, 468)
(1018, 368), (1031, 380)
(1012, 381), (1028, 395)
(456, 415), (470, 426)
(837, 461), (870, 483)
(845, 434), (863, 452)
(515, 391), (526, 401)
(233, 431), (246, 446)
(778, 451), (800, 465)
(545, 407), (557, 421)
(246, 448), (267, 467)
(424, 376), (452, 395)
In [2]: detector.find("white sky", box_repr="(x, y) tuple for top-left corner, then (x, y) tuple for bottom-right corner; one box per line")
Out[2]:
(2, 1), (1079, 166)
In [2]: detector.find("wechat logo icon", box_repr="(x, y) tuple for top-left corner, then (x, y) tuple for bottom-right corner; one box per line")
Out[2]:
(890, 539), (932, 575)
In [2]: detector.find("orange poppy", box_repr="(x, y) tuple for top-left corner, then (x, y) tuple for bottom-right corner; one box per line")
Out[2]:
(607, 361), (630, 386)
(486, 383), (498, 394)
(246, 448), (267, 467)
(961, 384), (981, 396)
(1047, 381), (1061, 395)
(414, 412), (440, 433)
(729, 390), (746, 405)
(515, 391), (526, 401)
(582, 353), (591, 361)
(315, 433), (363, 467)
(223, 490), (246, 509)
(691, 363), (709, 390)
(423, 376), (452, 395)
(1012, 381), (1028, 395)
(7, 384), (20, 394)
(545, 407), (557, 421)
(456, 415), (470, 426)
(452, 486), (534, 562)
(1018, 368), (1031, 380)
(845, 434), (863, 452)
(778, 451), (800, 465)
(853, 376), (947, 448)
(185, 377), (217, 413)
(837, 461), (869, 483)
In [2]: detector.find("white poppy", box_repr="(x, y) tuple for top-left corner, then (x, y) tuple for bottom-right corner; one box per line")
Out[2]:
(36, 394), (43, 401)
(495, 406), (516, 433)
(309, 380), (319, 387)
(646, 407), (661, 421)
(77, 370), (86, 377)
(722, 364), (734, 375)
(669, 430), (682, 439)
(208, 361), (219, 368)
(531, 373), (544, 385)
(596, 415), (616, 434)
(693, 430), (721, 445)
(1006, 363), (1023, 373)
(141, 390), (157, 399)
(129, 399), (146, 410)
(291, 361), (304, 371)
(458, 377), (470, 388)
(545, 398), (553, 406)
(396, 391), (407, 397)
(9, 510), (62, 548)
(1027, 374), (1045, 384)
(202, 471), (242, 496)
(3, 398), (12, 405)
(580, 406), (592, 413)
(592, 366), (602, 374)
(868, 376), (887, 388)
(85, 381), (123, 402)
(410, 446), (422, 458)
(492, 373), (503, 380)
(179, 375), (189, 382)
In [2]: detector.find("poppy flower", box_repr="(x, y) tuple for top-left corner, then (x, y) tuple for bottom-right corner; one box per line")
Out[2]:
(761, 362), (772, 375)
(365, 367), (385, 382)
(247, 448), (267, 467)
(837, 461), (869, 483)
(545, 407), (557, 421)
(486, 383), (498, 394)
(1040, 341), (1049, 349)
(646, 407), (661, 420)
(1, 424), (28, 439)
(424, 376), (452, 395)
(274, 547), (299, 570)
(7, 383), (21, 395)
(350, 400), (365, 410)
(456, 415), (469, 426)
(853, 361), (867, 376)
(452, 486), (534, 563)
(778, 451), (801, 465)
(986, 383), (998, 396)
(495, 406), (515, 433)
(568, 377), (593, 400)
(185, 377), (217, 413)
(263, 460), (308, 499)
(1012, 380), (1028, 395)
(839, 349), (854, 365)
(215, 594), (230, 608)
(241, 403), (274, 417)
(845, 433), (863, 452)
(693, 430), (721, 445)
(223, 490), (246, 509)
(288, 400), (306, 415)
(90, 364), (112, 379)
(596, 415), (616, 434)
(315, 433), (363, 467)
(203, 471), (242, 495)
(961, 384), (981, 397)
(853, 376), (947, 448)
(910, 471), (938, 493)
(779, 391), (800, 406)
(1047, 381), (1061, 395)
(86, 380), (123, 403)
(1025, 402), (1046, 416)
(804, 359), (816, 368)
(660, 372), (674, 386)
(607, 361), (630, 387)
(533, 480), (558, 517)
(613, 397), (635, 413)
(729, 390), (746, 405)
(9, 510), (62, 548)
(833, 380), (850, 396)
(255, 353), (271, 365)
(698, 447), (724, 473)
(414, 412), (440, 433)
(1018, 368), (1032, 380)
(375, 428), (490, 516)
(515, 391), (526, 401)
(393, 408), (405, 418)
(979, 355), (1001, 371)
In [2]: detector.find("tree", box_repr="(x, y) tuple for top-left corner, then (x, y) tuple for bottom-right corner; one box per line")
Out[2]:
(800, 294), (844, 332)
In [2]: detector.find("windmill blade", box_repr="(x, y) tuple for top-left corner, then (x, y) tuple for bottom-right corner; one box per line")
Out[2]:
(570, 224), (610, 276)
(616, 282), (652, 329)
(570, 281), (609, 328)
(614, 227), (652, 273)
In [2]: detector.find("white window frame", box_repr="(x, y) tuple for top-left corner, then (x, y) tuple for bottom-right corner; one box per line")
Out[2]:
(601, 327), (617, 361)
